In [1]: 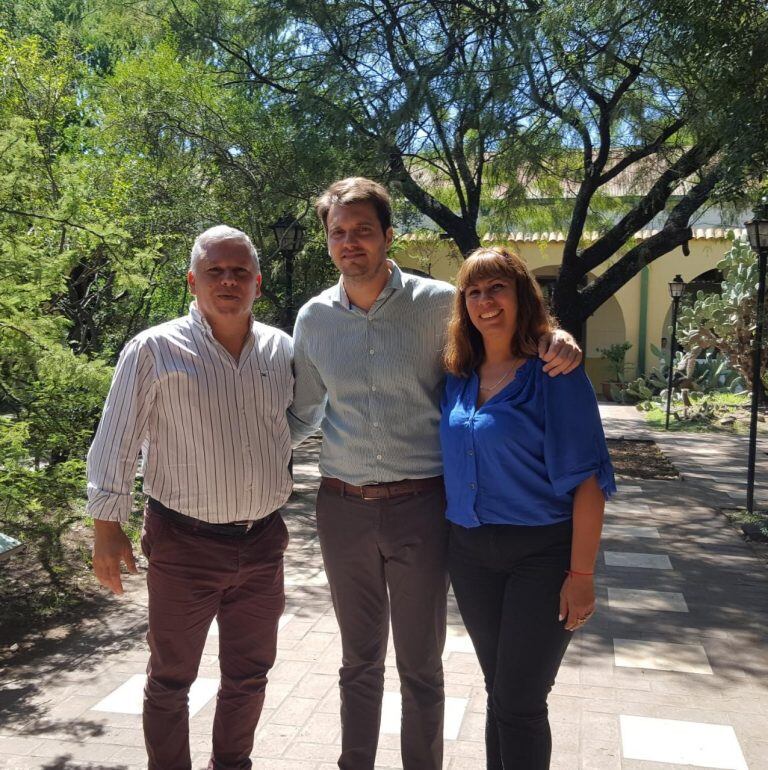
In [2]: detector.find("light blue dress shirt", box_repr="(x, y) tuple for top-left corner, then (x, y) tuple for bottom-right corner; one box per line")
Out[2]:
(440, 359), (616, 528)
(288, 261), (455, 485)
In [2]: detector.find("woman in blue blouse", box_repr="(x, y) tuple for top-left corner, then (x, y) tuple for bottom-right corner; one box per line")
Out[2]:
(441, 247), (615, 770)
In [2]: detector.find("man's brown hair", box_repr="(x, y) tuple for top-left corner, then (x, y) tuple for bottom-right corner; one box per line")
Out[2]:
(315, 177), (392, 234)
(443, 247), (555, 377)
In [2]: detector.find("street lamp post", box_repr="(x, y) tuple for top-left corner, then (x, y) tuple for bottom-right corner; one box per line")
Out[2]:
(270, 213), (306, 330)
(665, 274), (686, 429)
(744, 201), (768, 514)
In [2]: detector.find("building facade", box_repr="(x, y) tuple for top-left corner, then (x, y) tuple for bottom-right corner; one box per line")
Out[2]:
(395, 228), (744, 387)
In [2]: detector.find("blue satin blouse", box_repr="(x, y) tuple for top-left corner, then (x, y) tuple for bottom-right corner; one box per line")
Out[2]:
(440, 358), (616, 528)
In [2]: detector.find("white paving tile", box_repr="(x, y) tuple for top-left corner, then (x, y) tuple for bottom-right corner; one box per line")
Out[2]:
(613, 638), (713, 675)
(444, 632), (475, 655)
(380, 692), (467, 740)
(91, 674), (218, 717)
(607, 588), (688, 612)
(602, 524), (660, 539)
(285, 568), (328, 587)
(207, 612), (294, 638)
(620, 715), (747, 769)
(617, 485), (643, 494)
(605, 551), (673, 569)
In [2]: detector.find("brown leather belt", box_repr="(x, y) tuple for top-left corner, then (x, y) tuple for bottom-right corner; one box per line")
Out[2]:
(320, 475), (443, 501)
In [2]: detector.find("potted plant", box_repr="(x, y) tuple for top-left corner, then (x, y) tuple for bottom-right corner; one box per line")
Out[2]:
(597, 342), (632, 400)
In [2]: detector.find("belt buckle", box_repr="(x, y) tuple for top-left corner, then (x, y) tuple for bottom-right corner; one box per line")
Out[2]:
(360, 484), (381, 501)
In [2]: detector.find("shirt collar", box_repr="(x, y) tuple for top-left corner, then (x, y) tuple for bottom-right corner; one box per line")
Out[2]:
(189, 301), (212, 332)
(189, 301), (256, 345)
(332, 259), (404, 310)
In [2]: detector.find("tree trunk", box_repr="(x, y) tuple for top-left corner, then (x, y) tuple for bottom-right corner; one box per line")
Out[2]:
(551, 273), (586, 344)
(450, 227), (481, 257)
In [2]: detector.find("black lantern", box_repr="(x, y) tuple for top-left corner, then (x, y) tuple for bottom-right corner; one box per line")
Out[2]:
(668, 274), (686, 299)
(665, 275), (686, 429)
(270, 213), (306, 255)
(744, 199), (768, 515)
(270, 214), (306, 331)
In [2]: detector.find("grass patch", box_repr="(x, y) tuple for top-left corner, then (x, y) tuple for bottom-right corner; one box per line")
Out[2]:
(642, 392), (767, 434)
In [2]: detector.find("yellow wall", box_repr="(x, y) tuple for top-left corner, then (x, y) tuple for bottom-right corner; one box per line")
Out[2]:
(395, 234), (735, 386)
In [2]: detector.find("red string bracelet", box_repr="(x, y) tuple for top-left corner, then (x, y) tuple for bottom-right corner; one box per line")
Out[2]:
(566, 569), (594, 577)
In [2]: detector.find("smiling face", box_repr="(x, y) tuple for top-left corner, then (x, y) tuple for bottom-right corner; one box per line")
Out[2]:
(464, 274), (518, 344)
(326, 201), (393, 283)
(187, 238), (262, 327)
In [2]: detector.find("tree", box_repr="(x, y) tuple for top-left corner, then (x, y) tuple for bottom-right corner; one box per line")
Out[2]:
(677, 239), (767, 399)
(95, 36), (368, 328)
(0, 31), (121, 592)
(158, 0), (768, 335)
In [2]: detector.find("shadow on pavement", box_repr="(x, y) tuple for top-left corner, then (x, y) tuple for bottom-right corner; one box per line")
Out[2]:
(41, 758), (128, 770)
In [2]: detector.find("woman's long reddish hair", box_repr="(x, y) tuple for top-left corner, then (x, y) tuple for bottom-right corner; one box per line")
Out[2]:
(443, 247), (555, 377)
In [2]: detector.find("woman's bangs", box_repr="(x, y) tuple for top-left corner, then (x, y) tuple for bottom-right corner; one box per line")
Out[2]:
(457, 251), (516, 291)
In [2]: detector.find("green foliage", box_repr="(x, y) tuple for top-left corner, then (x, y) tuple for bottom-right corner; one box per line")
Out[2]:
(677, 239), (767, 393)
(598, 342), (632, 382)
(620, 345), (743, 407)
(0, 17), (359, 624)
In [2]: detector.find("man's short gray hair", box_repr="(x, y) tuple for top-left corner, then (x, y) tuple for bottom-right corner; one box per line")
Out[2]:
(189, 225), (260, 273)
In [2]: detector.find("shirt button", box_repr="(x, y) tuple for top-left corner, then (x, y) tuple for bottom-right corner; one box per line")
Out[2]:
(376, 454), (382, 460)
(373, 421), (379, 427)
(369, 349), (375, 355)
(469, 483), (476, 490)
(468, 450), (474, 456)
(371, 385), (377, 392)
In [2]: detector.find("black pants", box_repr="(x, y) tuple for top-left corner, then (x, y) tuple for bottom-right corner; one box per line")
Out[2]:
(449, 519), (573, 770)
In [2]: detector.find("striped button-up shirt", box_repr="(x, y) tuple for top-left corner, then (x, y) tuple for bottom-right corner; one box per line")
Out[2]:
(288, 261), (455, 485)
(87, 303), (293, 523)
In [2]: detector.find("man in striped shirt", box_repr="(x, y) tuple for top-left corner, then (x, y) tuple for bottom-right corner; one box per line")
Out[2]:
(288, 178), (581, 770)
(87, 226), (293, 770)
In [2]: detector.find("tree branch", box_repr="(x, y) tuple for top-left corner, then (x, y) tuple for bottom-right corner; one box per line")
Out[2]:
(578, 143), (719, 275)
(578, 168), (723, 315)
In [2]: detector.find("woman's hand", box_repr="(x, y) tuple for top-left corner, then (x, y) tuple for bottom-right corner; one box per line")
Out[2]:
(559, 573), (596, 631)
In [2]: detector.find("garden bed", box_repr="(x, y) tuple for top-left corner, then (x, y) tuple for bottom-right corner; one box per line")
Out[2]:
(606, 438), (679, 479)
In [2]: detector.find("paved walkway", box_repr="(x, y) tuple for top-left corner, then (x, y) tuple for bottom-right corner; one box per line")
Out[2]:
(600, 403), (768, 509)
(1, 415), (767, 770)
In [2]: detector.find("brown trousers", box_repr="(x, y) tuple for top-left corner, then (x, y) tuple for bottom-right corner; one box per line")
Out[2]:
(140, 507), (288, 770)
(316, 482), (449, 770)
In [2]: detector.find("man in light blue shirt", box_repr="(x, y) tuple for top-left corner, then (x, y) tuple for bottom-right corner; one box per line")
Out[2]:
(288, 177), (580, 770)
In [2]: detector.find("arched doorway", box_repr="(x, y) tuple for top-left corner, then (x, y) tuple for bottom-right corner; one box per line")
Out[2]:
(659, 268), (723, 352)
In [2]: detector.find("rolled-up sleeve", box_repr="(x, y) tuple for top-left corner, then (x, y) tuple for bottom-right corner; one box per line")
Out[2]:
(543, 366), (616, 499)
(86, 338), (157, 522)
(287, 309), (327, 447)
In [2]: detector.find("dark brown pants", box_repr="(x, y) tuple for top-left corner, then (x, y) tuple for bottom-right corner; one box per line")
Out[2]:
(140, 507), (288, 770)
(316, 483), (449, 770)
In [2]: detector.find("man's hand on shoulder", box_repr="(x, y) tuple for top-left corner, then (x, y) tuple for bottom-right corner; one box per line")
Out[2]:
(538, 329), (582, 376)
(93, 519), (138, 595)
